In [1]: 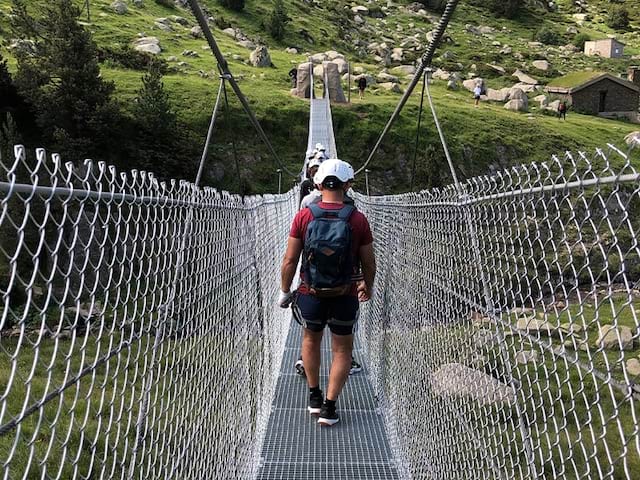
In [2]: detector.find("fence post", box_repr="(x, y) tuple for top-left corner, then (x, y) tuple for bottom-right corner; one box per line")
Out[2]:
(365, 169), (371, 196)
(276, 169), (282, 194)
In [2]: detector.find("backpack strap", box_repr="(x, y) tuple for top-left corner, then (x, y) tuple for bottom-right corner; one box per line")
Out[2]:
(308, 204), (355, 220)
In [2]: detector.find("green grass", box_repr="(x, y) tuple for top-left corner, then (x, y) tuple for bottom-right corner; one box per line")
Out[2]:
(547, 70), (608, 89)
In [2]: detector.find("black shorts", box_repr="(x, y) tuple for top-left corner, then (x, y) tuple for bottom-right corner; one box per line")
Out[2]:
(293, 294), (359, 336)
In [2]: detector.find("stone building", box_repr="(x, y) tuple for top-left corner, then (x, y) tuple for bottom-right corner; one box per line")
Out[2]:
(584, 39), (625, 58)
(545, 72), (639, 122)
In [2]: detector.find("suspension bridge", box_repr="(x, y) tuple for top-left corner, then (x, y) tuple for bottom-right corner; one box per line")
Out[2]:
(1, 0), (639, 478)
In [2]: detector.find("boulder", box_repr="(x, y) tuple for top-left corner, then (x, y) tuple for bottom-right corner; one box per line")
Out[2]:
(133, 0), (144, 6)
(625, 132), (640, 147)
(500, 46), (513, 55)
(313, 64), (323, 78)
(627, 358), (640, 377)
(351, 5), (369, 15)
(532, 60), (550, 71)
(354, 14), (365, 24)
(310, 52), (328, 63)
(172, 16), (189, 26)
(515, 350), (539, 365)
(325, 50), (344, 60)
(486, 88), (511, 102)
(155, 21), (173, 32)
(133, 36), (161, 55)
(223, 28), (237, 39)
(487, 64), (506, 75)
(332, 58), (348, 75)
(597, 325), (635, 351)
(516, 316), (551, 333)
(462, 78), (483, 92)
(324, 61), (347, 103)
(378, 82), (402, 93)
(391, 48), (404, 62)
(447, 79), (459, 90)
(285, 47), (298, 54)
(509, 87), (527, 101)
(237, 40), (256, 50)
(533, 94), (548, 107)
(390, 65), (416, 76)
(377, 72), (399, 83)
(546, 100), (561, 112)
(433, 69), (451, 81)
(513, 82), (539, 93)
(512, 69), (539, 85)
(190, 26), (203, 38)
(432, 363), (516, 407)
(250, 46), (271, 68)
(111, 0), (128, 14)
(355, 74), (376, 86)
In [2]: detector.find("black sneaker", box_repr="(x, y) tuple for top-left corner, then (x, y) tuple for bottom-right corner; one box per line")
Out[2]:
(318, 402), (339, 426)
(308, 389), (323, 415)
(349, 358), (362, 375)
(295, 358), (306, 377)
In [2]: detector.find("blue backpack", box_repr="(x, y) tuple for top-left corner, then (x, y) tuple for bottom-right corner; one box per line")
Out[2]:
(303, 204), (355, 295)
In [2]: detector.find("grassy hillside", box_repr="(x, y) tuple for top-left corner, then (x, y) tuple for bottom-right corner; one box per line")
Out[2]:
(0, 0), (639, 194)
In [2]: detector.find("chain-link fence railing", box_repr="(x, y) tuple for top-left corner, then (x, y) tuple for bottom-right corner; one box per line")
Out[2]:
(356, 144), (640, 480)
(0, 146), (297, 479)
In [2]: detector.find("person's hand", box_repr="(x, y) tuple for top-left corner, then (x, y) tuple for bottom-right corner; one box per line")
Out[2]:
(278, 289), (294, 308)
(357, 282), (372, 302)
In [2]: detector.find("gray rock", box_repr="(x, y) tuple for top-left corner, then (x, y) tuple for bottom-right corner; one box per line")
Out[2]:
(351, 5), (369, 15)
(222, 28), (237, 39)
(182, 50), (200, 58)
(509, 87), (528, 101)
(133, 0), (144, 6)
(486, 88), (511, 102)
(500, 46), (513, 55)
(111, 0), (128, 15)
(532, 60), (550, 71)
(487, 64), (506, 75)
(378, 82), (402, 93)
(433, 68), (451, 81)
(513, 82), (538, 93)
(391, 48), (404, 62)
(627, 358), (640, 377)
(462, 78), (483, 92)
(354, 14), (365, 25)
(167, 56), (178, 62)
(172, 16), (189, 26)
(390, 65), (416, 76)
(624, 132), (640, 147)
(325, 61), (347, 103)
(533, 94), (548, 107)
(237, 40), (256, 50)
(512, 69), (539, 85)
(155, 21), (172, 32)
(446, 79), (459, 90)
(516, 315), (553, 332)
(190, 26), (203, 38)
(285, 47), (298, 54)
(133, 36), (161, 55)
(250, 46), (272, 68)
(332, 58), (349, 75)
(597, 325), (635, 351)
(377, 72), (399, 83)
(310, 52), (328, 63)
(432, 363), (516, 407)
(515, 350), (539, 365)
(325, 50), (344, 60)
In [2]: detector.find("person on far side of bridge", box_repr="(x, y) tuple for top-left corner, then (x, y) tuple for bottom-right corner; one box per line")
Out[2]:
(279, 159), (376, 426)
(357, 75), (367, 100)
(299, 152), (322, 206)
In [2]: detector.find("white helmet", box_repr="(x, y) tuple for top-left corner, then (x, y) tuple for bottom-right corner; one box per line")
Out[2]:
(315, 143), (326, 152)
(314, 159), (353, 186)
(313, 151), (328, 161)
(308, 157), (323, 169)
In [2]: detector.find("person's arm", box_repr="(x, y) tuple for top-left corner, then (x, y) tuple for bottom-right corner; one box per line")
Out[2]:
(358, 243), (376, 301)
(281, 236), (303, 293)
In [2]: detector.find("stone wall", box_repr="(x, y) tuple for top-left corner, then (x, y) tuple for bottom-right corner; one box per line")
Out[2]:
(571, 78), (639, 115)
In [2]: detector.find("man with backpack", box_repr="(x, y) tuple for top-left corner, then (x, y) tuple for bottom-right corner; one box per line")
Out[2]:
(279, 159), (376, 426)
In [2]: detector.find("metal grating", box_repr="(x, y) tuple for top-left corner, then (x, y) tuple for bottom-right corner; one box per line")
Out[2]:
(257, 320), (401, 479)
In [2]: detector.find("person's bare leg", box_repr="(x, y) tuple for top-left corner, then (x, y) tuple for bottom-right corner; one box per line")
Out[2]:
(326, 333), (354, 401)
(302, 329), (323, 388)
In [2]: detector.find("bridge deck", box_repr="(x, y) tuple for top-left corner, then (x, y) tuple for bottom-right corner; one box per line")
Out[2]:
(256, 320), (401, 480)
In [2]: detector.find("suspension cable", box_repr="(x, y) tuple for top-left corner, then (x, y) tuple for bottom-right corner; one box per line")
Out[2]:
(186, 0), (296, 177)
(195, 77), (225, 187)
(409, 72), (428, 190)
(355, 0), (460, 175)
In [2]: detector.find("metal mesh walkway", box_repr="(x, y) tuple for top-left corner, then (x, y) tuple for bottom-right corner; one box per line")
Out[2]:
(256, 320), (401, 480)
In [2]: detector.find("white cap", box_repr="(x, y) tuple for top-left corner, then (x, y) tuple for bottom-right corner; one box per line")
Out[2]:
(313, 159), (353, 186)
(308, 157), (323, 169)
(313, 151), (328, 160)
(315, 143), (326, 152)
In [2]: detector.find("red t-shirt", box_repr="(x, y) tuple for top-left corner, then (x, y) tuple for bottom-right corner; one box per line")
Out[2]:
(290, 202), (374, 296)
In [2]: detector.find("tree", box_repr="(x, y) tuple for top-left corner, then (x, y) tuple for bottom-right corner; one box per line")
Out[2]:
(468, 0), (523, 18)
(11, 0), (117, 161)
(217, 0), (244, 12)
(131, 62), (183, 180)
(607, 7), (630, 30)
(268, 0), (290, 41)
(573, 33), (591, 50)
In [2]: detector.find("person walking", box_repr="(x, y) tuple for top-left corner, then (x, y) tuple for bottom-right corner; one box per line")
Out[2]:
(288, 67), (298, 89)
(299, 155), (323, 207)
(279, 159), (376, 426)
(473, 84), (482, 108)
(357, 76), (367, 100)
(558, 101), (567, 121)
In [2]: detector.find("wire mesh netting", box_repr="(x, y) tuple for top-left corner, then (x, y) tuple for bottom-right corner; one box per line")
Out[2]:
(0, 146), (297, 479)
(355, 144), (640, 480)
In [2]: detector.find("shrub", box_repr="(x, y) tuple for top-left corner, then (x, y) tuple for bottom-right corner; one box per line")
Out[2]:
(573, 33), (591, 50)
(154, 0), (174, 8)
(535, 27), (561, 45)
(98, 46), (168, 72)
(607, 7), (630, 30)
(267, 0), (289, 41)
(218, 0), (244, 11)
